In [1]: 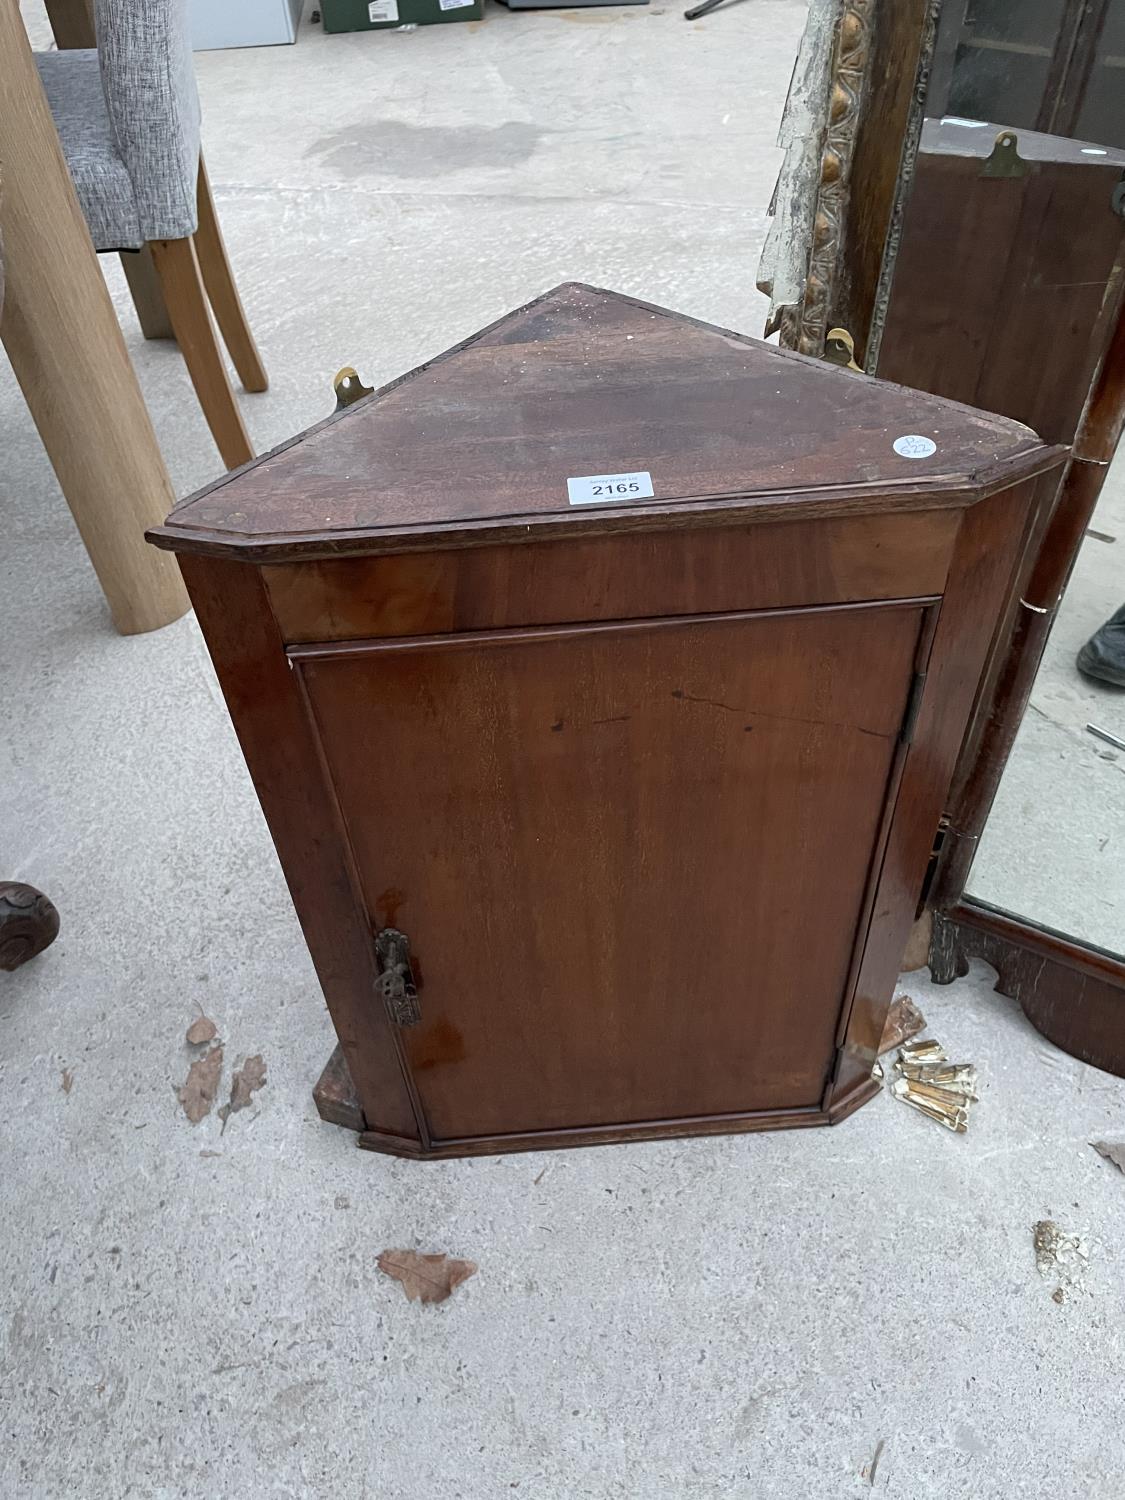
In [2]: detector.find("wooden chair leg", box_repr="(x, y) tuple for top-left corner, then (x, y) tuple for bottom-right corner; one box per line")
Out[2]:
(120, 246), (175, 339)
(149, 235), (255, 471)
(193, 158), (268, 393)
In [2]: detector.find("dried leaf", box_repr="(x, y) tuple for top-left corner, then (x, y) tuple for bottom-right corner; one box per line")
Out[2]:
(178, 1045), (224, 1125)
(377, 1249), (478, 1304)
(877, 995), (926, 1056)
(1091, 1141), (1125, 1174)
(186, 1016), (218, 1046)
(60, 1068), (74, 1095)
(218, 1053), (267, 1129)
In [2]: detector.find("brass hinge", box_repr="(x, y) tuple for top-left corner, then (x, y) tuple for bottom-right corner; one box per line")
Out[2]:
(374, 927), (421, 1027)
(900, 670), (927, 745)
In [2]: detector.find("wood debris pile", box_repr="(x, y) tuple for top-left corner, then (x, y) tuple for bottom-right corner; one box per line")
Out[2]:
(890, 1037), (978, 1133)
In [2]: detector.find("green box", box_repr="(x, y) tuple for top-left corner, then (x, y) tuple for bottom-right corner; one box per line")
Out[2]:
(322, 0), (483, 30)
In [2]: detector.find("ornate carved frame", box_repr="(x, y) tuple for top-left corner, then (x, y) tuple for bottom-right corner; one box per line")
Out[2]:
(791, 0), (875, 357)
(863, 0), (943, 372)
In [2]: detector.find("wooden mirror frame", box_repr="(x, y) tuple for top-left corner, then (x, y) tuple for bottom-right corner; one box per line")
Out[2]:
(760, 0), (1125, 1075)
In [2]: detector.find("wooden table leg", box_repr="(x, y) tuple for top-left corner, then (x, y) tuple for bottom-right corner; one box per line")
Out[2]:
(0, 0), (189, 635)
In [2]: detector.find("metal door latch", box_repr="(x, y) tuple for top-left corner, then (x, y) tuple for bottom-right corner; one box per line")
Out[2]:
(374, 927), (421, 1026)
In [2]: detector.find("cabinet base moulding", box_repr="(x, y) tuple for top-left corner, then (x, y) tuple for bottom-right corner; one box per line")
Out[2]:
(314, 1044), (884, 1159)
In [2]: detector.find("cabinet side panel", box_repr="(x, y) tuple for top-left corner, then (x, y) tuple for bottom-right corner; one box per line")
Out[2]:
(177, 554), (421, 1141)
(831, 480), (1044, 1103)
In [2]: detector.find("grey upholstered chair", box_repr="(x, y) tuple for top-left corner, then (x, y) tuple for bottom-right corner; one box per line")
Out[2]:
(36, 0), (266, 469)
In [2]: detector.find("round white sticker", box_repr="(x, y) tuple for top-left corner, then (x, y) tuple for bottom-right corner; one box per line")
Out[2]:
(893, 434), (937, 459)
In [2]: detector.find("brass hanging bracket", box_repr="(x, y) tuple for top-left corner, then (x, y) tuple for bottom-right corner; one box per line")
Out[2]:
(981, 131), (1028, 180)
(333, 365), (375, 412)
(824, 327), (862, 372)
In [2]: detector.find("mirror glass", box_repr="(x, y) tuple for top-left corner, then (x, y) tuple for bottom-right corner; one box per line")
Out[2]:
(927, 0), (1125, 151)
(965, 487), (1125, 956)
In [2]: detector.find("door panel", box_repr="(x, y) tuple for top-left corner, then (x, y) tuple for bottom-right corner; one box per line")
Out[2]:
(294, 604), (926, 1139)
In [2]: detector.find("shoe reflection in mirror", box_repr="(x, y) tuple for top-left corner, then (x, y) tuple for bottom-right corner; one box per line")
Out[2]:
(1077, 603), (1125, 687)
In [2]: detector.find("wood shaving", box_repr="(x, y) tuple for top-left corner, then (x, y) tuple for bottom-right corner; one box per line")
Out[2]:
(888, 1037), (977, 1131)
(1033, 1218), (1090, 1303)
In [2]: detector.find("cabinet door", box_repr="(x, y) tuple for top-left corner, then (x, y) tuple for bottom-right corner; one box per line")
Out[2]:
(293, 602), (928, 1142)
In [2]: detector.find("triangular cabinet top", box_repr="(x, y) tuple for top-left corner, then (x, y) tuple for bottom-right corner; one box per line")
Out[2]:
(150, 283), (1062, 563)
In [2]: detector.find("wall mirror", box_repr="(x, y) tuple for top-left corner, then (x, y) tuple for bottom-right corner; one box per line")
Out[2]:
(759, 0), (1125, 1070)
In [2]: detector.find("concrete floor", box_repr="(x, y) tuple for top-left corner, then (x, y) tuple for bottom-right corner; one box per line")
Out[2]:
(5, 2), (1125, 1494)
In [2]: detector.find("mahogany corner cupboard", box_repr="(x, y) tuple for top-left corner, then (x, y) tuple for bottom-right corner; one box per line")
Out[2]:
(149, 283), (1064, 1159)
